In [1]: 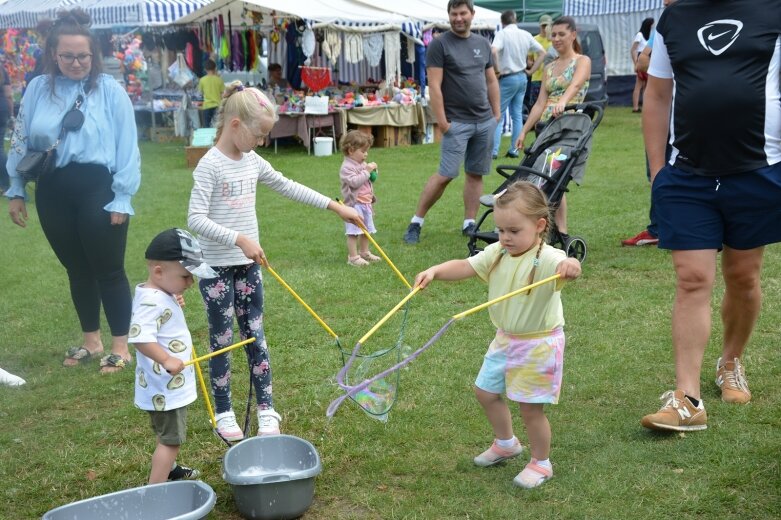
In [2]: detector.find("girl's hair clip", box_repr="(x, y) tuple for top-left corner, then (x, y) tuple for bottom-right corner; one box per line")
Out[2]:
(235, 84), (245, 92)
(532, 258), (540, 267)
(493, 188), (508, 200)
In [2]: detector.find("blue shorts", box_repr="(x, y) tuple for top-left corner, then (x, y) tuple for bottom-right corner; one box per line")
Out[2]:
(652, 162), (781, 250)
(439, 119), (498, 178)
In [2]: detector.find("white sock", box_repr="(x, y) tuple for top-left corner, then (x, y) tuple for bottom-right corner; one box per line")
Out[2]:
(411, 215), (424, 225)
(535, 458), (552, 469)
(496, 436), (517, 449)
(463, 219), (475, 229)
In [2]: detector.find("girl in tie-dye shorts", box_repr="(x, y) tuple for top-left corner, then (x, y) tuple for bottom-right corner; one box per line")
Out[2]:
(414, 181), (581, 489)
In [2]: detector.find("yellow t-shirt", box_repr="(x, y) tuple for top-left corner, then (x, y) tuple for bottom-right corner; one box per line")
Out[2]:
(198, 74), (225, 110)
(468, 241), (566, 335)
(530, 34), (552, 82)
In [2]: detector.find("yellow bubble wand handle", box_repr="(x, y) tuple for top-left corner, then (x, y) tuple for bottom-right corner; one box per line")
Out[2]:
(452, 274), (561, 321)
(358, 286), (421, 345)
(191, 344), (217, 427)
(263, 263), (339, 339)
(184, 337), (257, 367)
(338, 199), (411, 289)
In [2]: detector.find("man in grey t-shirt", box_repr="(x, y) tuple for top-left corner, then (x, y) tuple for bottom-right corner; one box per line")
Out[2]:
(403, 0), (500, 245)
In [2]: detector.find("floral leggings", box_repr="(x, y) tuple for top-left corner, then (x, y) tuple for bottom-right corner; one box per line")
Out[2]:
(199, 263), (273, 414)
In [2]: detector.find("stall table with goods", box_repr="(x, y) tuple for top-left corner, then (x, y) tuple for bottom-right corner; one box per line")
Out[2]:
(346, 103), (426, 148)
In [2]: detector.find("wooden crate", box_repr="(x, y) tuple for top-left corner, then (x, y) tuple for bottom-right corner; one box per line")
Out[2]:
(185, 146), (210, 168)
(375, 125), (412, 148)
(149, 126), (186, 143)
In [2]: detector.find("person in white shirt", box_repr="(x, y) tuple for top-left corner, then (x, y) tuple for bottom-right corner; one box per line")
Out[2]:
(491, 10), (545, 159)
(187, 81), (361, 441)
(130, 228), (217, 483)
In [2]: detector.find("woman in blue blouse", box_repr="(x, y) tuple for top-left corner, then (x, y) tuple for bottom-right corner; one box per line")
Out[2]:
(6, 8), (140, 373)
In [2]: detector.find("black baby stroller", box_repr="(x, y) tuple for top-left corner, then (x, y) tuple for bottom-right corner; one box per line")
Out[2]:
(467, 103), (604, 262)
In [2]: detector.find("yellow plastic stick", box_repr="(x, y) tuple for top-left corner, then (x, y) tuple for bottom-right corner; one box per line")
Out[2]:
(338, 200), (411, 289)
(263, 263), (339, 339)
(358, 286), (421, 345)
(191, 343), (216, 427)
(452, 274), (561, 321)
(184, 337), (256, 366)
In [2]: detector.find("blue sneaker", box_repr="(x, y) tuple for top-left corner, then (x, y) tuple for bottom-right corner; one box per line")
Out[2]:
(403, 223), (421, 244)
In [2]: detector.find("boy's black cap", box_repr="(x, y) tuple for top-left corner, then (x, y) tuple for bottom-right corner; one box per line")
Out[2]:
(145, 228), (217, 279)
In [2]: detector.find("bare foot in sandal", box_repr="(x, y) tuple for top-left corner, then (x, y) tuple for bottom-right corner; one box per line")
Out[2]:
(99, 353), (132, 374)
(63, 346), (104, 367)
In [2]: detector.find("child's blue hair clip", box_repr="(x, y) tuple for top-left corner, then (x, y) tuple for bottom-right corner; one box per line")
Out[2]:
(533, 258), (540, 267)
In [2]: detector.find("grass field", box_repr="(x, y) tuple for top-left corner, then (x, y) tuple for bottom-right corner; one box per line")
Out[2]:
(0, 107), (779, 519)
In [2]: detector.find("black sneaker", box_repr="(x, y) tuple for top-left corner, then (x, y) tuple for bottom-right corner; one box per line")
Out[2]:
(168, 464), (201, 481)
(462, 223), (476, 236)
(403, 223), (421, 244)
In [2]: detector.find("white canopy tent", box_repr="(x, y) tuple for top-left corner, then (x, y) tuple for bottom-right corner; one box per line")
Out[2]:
(564, 0), (664, 76)
(352, 0), (501, 31)
(176, 0), (410, 28)
(177, 0), (424, 87)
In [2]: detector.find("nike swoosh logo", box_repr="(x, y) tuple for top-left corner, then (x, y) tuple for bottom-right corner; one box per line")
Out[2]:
(708, 30), (730, 40)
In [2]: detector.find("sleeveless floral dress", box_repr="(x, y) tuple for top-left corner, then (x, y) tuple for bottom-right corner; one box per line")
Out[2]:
(541, 57), (590, 122)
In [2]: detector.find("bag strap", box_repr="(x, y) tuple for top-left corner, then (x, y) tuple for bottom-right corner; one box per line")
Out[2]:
(50, 95), (84, 150)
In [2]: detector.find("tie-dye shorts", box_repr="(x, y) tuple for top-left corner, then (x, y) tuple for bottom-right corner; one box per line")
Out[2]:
(474, 327), (565, 404)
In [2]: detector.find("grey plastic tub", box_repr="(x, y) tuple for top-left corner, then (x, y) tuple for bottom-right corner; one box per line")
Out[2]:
(223, 434), (322, 520)
(42, 480), (216, 520)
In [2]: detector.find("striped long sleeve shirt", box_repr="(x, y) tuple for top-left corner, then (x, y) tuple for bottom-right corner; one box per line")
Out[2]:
(187, 147), (331, 266)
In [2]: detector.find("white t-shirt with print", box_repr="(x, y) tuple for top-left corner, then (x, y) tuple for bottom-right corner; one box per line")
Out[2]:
(129, 284), (197, 412)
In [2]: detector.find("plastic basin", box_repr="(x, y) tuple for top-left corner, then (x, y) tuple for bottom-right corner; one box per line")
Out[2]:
(42, 480), (216, 520)
(223, 434), (322, 520)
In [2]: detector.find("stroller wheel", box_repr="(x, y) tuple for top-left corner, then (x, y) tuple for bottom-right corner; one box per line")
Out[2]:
(564, 236), (587, 264)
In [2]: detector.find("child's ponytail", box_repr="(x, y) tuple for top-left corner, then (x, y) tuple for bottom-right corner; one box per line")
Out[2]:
(214, 81), (278, 142)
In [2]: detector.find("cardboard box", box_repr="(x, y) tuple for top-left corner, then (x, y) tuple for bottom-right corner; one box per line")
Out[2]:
(355, 125), (374, 138)
(185, 146), (210, 167)
(375, 125), (412, 148)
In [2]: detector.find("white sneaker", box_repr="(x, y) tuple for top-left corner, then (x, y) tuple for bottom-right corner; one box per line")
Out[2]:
(215, 410), (244, 441)
(0, 367), (25, 386)
(257, 409), (281, 436)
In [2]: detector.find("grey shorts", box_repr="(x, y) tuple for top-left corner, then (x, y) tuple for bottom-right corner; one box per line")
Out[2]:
(439, 118), (498, 178)
(149, 407), (188, 446)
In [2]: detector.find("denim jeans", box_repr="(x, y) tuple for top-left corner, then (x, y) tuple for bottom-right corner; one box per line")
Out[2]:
(493, 73), (528, 156)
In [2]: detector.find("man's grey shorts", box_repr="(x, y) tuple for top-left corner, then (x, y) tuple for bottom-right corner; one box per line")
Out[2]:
(439, 119), (497, 178)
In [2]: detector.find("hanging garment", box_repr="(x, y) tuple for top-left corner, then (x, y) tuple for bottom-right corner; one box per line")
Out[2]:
(406, 37), (415, 64)
(344, 33), (363, 64)
(301, 66), (331, 92)
(363, 33), (384, 67)
(302, 27), (316, 62)
(185, 42), (194, 69)
(384, 32), (401, 87)
(322, 30), (342, 62)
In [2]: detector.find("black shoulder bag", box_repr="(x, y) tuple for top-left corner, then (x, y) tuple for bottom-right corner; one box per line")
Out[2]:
(16, 95), (85, 183)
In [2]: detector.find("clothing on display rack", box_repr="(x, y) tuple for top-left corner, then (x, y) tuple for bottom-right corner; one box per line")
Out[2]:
(301, 66), (332, 92)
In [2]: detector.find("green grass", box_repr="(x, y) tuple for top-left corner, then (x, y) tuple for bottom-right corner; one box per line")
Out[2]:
(1, 107), (779, 519)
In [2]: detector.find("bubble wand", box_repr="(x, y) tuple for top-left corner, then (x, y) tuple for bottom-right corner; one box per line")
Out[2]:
(327, 274), (561, 417)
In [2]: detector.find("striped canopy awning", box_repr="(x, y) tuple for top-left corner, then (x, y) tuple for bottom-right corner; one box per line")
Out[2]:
(0, 0), (84, 29)
(88, 0), (212, 28)
(564, 0), (664, 16)
(0, 0), (211, 29)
